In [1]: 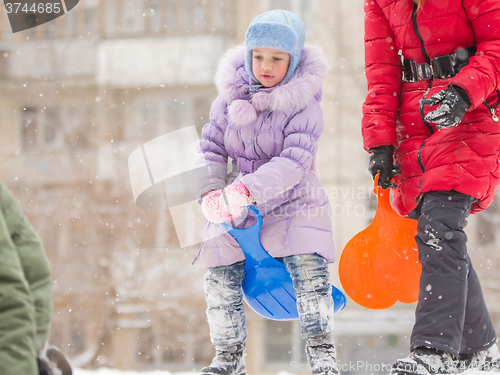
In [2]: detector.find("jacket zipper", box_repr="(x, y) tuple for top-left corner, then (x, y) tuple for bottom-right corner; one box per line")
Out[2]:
(417, 93), (434, 182)
(417, 139), (428, 173)
(412, 1), (435, 186)
(483, 90), (500, 122)
(412, 3), (430, 62)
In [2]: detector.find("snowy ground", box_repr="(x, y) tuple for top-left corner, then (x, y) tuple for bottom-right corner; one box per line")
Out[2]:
(73, 371), (293, 375)
(73, 371), (203, 374)
(73, 369), (496, 375)
(73, 371), (284, 375)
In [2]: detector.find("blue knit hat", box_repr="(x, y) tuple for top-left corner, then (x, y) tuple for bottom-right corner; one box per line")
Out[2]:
(244, 9), (305, 86)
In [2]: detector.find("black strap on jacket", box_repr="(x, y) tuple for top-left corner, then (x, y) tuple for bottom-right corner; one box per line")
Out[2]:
(403, 46), (500, 122)
(402, 46), (477, 83)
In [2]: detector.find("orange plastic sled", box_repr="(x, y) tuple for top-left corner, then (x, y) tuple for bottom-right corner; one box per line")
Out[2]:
(338, 174), (421, 309)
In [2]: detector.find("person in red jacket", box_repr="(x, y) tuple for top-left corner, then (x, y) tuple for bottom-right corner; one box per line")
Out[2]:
(362, 0), (500, 374)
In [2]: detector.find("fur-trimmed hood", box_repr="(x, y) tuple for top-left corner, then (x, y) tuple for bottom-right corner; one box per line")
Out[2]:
(214, 44), (329, 126)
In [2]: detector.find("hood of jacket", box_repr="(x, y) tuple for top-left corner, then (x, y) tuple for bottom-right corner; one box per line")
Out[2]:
(214, 44), (329, 126)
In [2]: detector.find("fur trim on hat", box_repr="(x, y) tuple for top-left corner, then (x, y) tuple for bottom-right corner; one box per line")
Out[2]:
(245, 22), (297, 55)
(215, 44), (329, 126)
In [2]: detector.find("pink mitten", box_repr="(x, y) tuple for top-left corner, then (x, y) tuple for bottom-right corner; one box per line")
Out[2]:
(220, 182), (253, 221)
(201, 189), (226, 224)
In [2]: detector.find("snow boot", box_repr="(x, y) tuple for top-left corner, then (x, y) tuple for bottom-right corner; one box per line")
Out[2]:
(391, 347), (457, 375)
(38, 346), (73, 375)
(305, 333), (339, 375)
(201, 344), (245, 375)
(458, 344), (500, 372)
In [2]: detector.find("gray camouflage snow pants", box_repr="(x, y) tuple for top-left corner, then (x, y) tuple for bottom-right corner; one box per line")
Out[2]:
(204, 253), (335, 348)
(409, 190), (497, 357)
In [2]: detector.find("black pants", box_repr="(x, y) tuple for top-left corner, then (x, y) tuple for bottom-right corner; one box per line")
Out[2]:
(409, 191), (497, 357)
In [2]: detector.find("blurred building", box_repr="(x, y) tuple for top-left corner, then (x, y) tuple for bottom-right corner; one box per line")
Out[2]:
(0, 0), (499, 374)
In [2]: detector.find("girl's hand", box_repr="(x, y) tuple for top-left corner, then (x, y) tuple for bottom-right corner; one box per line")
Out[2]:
(220, 182), (253, 221)
(201, 189), (226, 224)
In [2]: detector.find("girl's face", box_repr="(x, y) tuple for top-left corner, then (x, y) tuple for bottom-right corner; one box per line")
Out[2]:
(252, 48), (291, 87)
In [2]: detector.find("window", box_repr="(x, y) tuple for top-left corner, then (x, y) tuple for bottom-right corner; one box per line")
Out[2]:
(136, 327), (155, 364)
(65, 7), (78, 36)
(136, 96), (192, 141)
(210, 1), (232, 33)
(140, 101), (166, 140)
(44, 16), (60, 38)
(21, 107), (62, 151)
(193, 97), (211, 134)
(104, 0), (118, 36)
(21, 108), (38, 151)
(166, 98), (190, 131)
(159, 312), (189, 365)
(270, 0), (291, 10)
(166, 0), (178, 32)
(60, 106), (91, 149)
(265, 0), (312, 32)
(122, 0), (145, 35)
(0, 51), (7, 78)
(44, 109), (61, 144)
(84, 5), (98, 36)
(183, 0), (207, 33)
(147, 0), (162, 33)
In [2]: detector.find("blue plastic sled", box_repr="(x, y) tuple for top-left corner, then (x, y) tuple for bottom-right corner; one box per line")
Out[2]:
(221, 206), (346, 321)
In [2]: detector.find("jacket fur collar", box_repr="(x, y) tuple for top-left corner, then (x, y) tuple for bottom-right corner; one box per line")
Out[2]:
(214, 44), (329, 126)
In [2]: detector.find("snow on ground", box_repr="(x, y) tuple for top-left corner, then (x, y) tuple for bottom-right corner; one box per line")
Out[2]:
(74, 370), (195, 375)
(73, 371), (295, 375)
(73, 369), (497, 375)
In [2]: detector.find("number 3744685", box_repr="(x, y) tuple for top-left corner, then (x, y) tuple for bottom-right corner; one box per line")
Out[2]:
(5, 2), (62, 14)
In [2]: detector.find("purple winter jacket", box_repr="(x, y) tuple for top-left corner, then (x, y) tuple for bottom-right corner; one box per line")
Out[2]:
(194, 44), (335, 268)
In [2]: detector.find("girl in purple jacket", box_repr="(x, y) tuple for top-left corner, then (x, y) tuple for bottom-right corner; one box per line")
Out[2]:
(195, 10), (337, 375)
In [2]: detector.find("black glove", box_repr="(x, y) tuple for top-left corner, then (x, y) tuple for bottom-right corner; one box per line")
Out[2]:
(421, 85), (470, 129)
(369, 145), (399, 189)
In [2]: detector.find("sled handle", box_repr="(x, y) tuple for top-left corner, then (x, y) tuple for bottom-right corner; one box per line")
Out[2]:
(373, 172), (380, 194)
(220, 205), (270, 269)
(373, 172), (394, 212)
(220, 205), (263, 233)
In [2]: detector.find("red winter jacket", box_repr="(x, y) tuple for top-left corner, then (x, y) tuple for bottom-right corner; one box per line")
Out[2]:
(362, 0), (500, 216)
